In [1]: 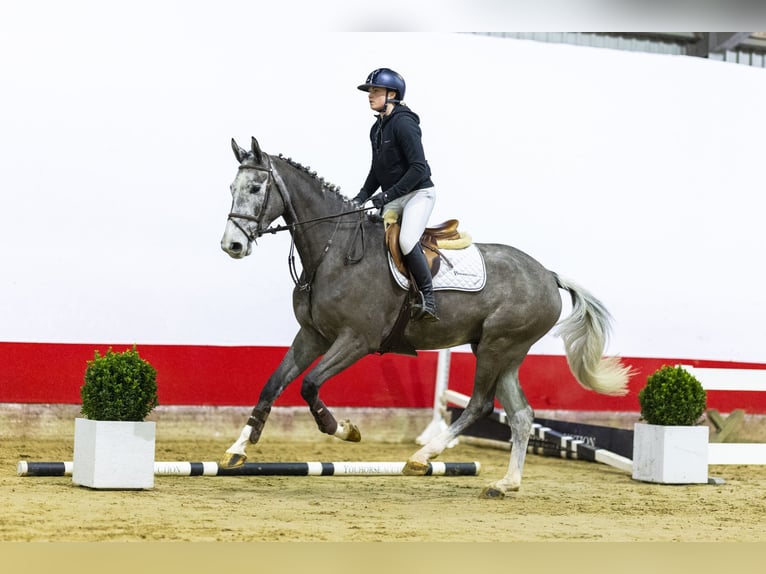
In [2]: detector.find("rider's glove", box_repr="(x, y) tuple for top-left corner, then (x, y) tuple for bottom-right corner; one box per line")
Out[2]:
(370, 192), (387, 210)
(352, 191), (368, 205)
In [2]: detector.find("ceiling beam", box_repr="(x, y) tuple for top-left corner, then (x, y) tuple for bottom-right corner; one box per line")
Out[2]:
(709, 32), (753, 52)
(692, 32), (753, 57)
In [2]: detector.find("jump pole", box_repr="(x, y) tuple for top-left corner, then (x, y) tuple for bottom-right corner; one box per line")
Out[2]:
(416, 351), (632, 473)
(18, 460), (481, 477)
(443, 389), (633, 473)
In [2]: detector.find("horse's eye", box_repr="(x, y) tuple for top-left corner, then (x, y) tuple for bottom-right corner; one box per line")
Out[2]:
(250, 183), (262, 194)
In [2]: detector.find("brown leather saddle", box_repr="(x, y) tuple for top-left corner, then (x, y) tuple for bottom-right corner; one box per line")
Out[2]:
(384, 212), (470, 278)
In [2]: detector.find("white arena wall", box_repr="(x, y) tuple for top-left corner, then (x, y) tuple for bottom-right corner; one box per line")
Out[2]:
(2, 12), (766, 415)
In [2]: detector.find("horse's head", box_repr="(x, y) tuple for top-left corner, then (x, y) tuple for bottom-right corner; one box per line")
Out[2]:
(221, 137), (283, 258)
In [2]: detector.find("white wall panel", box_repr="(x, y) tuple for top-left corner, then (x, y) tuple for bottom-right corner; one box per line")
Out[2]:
(2, 12), (765, 363)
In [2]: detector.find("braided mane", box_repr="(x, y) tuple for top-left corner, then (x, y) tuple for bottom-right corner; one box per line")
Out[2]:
(277, 153), (348, 201)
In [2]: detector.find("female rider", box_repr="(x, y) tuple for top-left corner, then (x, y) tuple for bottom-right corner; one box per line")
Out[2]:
(353, 68), (438, 322)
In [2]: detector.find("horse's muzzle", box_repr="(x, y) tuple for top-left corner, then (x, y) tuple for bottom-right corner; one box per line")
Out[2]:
(221, 240), (251, 258)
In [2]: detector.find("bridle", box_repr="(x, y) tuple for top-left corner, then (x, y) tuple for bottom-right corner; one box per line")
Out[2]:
(227, 154), (282, 242)
(227, 155), (373, 241)
(226, 154), (374, 290)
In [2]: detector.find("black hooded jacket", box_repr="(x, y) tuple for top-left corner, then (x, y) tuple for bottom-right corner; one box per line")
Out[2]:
(356, 104), (434, 203)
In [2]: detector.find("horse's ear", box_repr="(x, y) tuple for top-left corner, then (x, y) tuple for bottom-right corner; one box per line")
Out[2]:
(231, 138), (246, 163)
(251, 137), (263, 164)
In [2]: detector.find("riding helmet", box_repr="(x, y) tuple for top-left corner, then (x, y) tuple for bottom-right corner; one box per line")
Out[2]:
(357, 68), (406, 101)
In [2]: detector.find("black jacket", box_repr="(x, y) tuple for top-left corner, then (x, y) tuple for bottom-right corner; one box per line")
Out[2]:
(356, 104), (434, 203)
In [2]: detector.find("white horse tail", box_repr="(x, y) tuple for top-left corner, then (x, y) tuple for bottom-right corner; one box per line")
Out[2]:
(553, 273), (632, 396)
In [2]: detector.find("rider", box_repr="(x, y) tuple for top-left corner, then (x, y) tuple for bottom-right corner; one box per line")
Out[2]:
(353, 68), (438, 322)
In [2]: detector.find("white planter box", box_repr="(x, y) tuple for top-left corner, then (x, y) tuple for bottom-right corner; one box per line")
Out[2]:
(632, 422), (708, 484)
(73, 418), (156, 489)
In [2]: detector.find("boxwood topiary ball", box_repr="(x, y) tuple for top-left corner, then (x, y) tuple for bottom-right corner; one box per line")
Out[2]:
(80, 346), (158, 422)
(638, 365), (706, 426)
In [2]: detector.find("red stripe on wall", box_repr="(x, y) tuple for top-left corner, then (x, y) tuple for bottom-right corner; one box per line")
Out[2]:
(0, 343), (435, 408)
(2, 342), (766, 413)
(448, 354), (766, 414)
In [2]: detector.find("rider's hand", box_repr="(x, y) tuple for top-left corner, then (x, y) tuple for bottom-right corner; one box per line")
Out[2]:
(352, 191), (368, 205)
(371, 193), (387, 210)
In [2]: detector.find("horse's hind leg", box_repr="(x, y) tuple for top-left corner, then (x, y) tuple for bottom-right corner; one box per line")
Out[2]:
(480, 363), (533, 499)
(403, 342), (498, 475)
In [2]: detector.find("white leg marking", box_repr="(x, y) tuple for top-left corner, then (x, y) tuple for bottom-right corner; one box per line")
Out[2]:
(410, 428), (456, 464)
(225, 424), (253, 456)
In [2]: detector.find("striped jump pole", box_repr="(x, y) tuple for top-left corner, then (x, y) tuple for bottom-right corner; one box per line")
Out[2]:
(17, 460), (481, 477)
(528, 425), (633, 472)
(443, 389), (633, 473)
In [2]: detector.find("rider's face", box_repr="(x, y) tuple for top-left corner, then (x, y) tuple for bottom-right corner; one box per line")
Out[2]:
(367, 87), (395, 113)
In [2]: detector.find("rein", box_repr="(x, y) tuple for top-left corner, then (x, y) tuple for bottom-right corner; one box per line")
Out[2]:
(229, 206), (375, 236)
(228, 157), (374, 291)
(227, 158), (374, 238)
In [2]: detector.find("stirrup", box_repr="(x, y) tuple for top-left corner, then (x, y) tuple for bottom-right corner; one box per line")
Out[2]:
(411, 291), (439, 322)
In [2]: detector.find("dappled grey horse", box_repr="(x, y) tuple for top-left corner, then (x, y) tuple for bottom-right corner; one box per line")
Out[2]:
(219, 137), (631, 498)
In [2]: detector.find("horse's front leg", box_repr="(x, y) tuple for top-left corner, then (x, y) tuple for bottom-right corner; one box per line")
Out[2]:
(220, 328), (328, 468)
(299, 330), (370, 442)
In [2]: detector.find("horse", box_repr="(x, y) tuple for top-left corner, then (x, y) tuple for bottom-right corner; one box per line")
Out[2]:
(219, 136), (632, 499)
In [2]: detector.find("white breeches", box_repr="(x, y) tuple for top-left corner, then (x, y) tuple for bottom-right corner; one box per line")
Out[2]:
(384, 187), (436, 255)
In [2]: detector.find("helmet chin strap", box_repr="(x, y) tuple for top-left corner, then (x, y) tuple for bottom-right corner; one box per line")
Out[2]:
(374, 91), (399, 115)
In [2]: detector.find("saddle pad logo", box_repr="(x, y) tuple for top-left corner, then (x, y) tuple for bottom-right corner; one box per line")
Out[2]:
(388, 244), (487, 292)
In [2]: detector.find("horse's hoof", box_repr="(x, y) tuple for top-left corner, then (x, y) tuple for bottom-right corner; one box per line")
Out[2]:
(219, 453), (247, 469)
(479, 486), (506, 500)
(402, 460), (429, 476)
(340, 420), (362, 442)
(346, 427), (362, 442)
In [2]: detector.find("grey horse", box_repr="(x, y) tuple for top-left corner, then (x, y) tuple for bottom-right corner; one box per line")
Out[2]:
(219, 137), (631, 498)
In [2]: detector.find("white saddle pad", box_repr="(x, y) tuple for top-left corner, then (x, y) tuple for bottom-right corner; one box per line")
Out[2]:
(388, 244), (487, 292)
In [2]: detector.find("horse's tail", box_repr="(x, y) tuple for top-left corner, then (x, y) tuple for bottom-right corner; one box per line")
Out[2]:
(553, 273), (632, 396)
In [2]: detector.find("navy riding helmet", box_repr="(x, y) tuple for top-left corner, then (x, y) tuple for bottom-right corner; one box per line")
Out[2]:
(357, 68), (406, 101)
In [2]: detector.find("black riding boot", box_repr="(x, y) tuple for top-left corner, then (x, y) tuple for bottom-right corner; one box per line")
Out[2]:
(403, 247), (439, 322)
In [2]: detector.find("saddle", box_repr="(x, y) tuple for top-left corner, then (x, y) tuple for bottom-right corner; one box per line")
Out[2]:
(384, 211), (473, 277)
